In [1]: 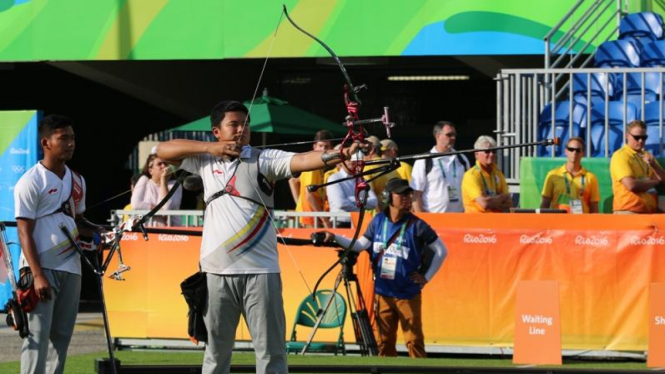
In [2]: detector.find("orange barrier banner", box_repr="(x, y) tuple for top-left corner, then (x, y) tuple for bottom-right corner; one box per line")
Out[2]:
(648, 283), (665, 368)
(104, 213), (665, 352)
(513, 281), (561, 365)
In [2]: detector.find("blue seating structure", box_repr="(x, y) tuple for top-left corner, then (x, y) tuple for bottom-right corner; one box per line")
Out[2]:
(595, 40), (641, 68)
(643, 101), (665, 155)
(538, 101), (587, 156)
(620, 12), (663, 40)
(613, 72), (660, 105)
(539, 12), (665, 158)
(590, 101), (638, 157)
(619, 12), (664, 51)
(572, 72), (613, 99)
(640, 40), (665, 66)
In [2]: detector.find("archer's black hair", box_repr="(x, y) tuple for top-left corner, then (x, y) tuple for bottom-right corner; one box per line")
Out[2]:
(38, 114), (74, 140)
(210, 101), (250, 128)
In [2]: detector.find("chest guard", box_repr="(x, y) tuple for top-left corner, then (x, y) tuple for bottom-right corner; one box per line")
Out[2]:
(205, 149), (275, 209)
(43, 170), (83, 219)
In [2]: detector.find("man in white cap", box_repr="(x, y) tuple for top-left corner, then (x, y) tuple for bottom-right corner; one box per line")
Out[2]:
(411, 121), (470, 213)
(380, 139), (412, 183)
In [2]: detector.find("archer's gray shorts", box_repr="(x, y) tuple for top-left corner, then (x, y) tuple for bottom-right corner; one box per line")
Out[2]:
(203, 273), (287, 374)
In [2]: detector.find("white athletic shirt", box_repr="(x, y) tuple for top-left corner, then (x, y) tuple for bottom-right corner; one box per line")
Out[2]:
(179, 146), (294, 275)
(14, 163), (86, 275)
(410, 147), (469, 213)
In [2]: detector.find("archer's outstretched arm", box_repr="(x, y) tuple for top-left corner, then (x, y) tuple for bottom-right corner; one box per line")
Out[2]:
(156, 139), (241, 166)
(290, 142), (365, 174)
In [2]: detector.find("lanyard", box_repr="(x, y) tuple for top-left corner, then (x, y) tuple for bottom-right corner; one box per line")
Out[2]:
(475, 165), (497, 195)
(382, 218), (408, 250)
(438, 157), (457, 180)
(564, 173), (585, 199)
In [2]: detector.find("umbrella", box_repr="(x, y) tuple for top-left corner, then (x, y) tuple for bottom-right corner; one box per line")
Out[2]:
(168, 90), (346, 136)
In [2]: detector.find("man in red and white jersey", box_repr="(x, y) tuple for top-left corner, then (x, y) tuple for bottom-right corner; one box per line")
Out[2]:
(15, 114), (104, 374)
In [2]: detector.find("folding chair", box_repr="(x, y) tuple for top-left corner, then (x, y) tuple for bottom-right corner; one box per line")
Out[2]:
(286, 290), (346, 355)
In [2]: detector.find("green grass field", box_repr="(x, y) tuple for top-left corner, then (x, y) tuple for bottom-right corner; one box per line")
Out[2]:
(0, 351), (654, 374)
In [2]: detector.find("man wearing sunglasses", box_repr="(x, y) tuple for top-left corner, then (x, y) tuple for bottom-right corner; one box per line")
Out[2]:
(461, 136), (512, 213)
(610, 120), (665, 214)
(540, 137), (600, 213)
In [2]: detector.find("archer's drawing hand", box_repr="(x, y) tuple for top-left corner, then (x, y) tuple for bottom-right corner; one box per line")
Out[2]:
(210, 141), (242, 159)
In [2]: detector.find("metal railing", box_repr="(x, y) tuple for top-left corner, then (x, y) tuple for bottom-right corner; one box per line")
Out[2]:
(495, 67), (665, 184)
(543, 0), (625, 105)
(545, 0), (624, 70)
(109, 209), (354, 229)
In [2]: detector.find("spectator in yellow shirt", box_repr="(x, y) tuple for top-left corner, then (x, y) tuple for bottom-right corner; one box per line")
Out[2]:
(540, 137), (600, 213)
(461, 136), (512, 213)
(289, 130), (334, 227)
(380, 139), (413, 183)
(610, 120), (665, 214)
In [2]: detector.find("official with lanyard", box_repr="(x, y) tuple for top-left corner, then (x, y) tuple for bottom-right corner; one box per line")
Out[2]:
(541, 137), (600, 214)
(461, 135), (512, 213)
(610, 120), (665, 214)
(318, 178), (448, 358)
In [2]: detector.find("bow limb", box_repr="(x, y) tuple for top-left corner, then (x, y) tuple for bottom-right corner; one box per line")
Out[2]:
(282, 5), (372, 295)
(282, 5), (360, 104)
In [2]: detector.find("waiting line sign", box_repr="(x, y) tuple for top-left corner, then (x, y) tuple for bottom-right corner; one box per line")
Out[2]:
(513, 280), (562, 365)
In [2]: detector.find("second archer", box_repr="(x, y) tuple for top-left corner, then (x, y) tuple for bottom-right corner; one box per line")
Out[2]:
(157, 100), (368, 374)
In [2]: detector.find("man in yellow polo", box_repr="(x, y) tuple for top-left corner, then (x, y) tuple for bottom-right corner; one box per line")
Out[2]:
(461, 135), (512, 213)
(610, 120), (665, 214)
(540, 137), (600, 213)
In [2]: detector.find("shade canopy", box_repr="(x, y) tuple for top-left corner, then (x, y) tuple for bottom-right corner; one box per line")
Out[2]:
(168, 93), (346, 136)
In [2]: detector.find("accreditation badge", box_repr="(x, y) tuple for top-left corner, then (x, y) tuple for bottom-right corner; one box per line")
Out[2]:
(447, 185), (460, 202)
(380, 253), (397, 280)
(569, 199), (583, 214)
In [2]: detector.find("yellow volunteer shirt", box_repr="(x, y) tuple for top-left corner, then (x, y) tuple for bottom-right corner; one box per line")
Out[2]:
(296, 169), (326, 225)
(541, 165), (600, 213)
(461, 161), (509, 213)
(610, 144), (657, 213)
(396, 162), (413, 183)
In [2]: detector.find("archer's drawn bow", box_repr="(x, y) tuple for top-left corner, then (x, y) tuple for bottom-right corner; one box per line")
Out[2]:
(282, 5), (397, 296)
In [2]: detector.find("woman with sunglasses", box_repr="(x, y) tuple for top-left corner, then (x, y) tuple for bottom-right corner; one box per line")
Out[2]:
(130, 153), (183, 226)
(610, 120), (665, 214)
(461, 135), (512, 213)
(540, 137), (600, 213)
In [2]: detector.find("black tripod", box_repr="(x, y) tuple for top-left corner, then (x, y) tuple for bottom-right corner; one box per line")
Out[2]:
(301, 250), (378, 356)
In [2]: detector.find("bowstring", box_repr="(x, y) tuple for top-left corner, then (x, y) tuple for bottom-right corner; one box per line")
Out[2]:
(239, 9), (313, 294)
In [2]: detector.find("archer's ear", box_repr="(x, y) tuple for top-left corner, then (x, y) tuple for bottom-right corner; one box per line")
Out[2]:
(211, 126), (221, 141)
